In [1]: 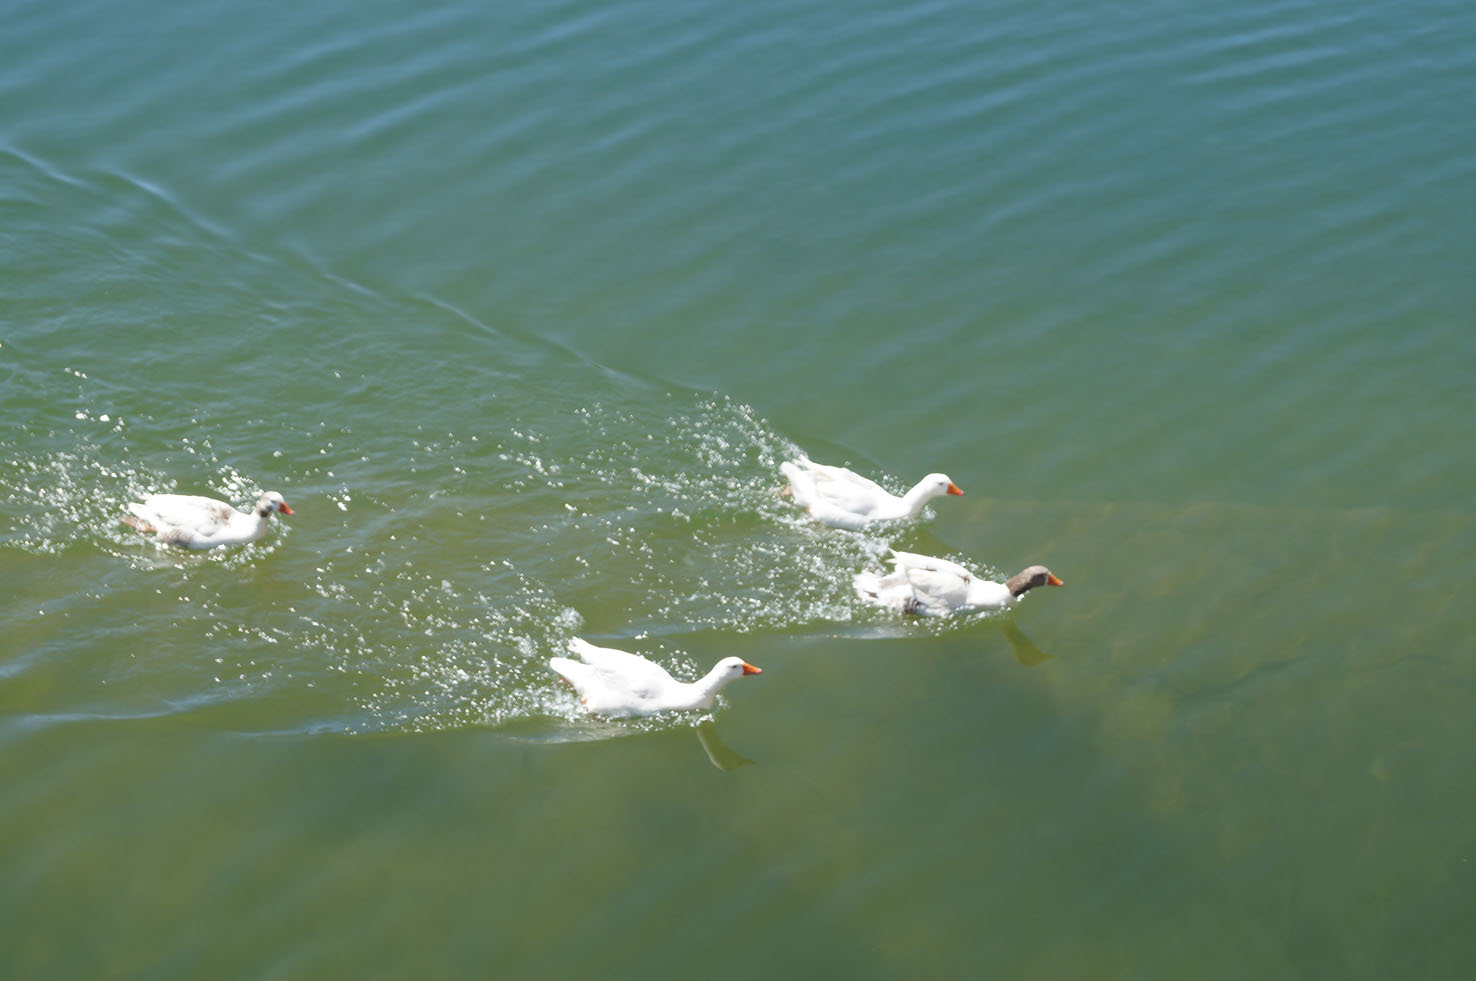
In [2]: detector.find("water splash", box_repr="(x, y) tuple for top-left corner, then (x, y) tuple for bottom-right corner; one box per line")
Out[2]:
(3, 292), (988, 740)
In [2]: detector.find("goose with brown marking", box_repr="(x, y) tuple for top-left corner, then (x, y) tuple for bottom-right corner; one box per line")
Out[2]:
(121, 491), (294, 549)
(855, 550), (1063, 616)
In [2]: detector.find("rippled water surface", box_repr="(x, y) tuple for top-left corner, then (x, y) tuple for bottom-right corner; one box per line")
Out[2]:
(3, 0), (1474, 976)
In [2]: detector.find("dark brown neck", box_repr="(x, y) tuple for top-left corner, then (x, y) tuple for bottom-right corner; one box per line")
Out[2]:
(1005, 571), (1035, 597)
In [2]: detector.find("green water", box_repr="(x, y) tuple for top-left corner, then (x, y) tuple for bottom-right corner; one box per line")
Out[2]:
(3, 0), (1475, 976)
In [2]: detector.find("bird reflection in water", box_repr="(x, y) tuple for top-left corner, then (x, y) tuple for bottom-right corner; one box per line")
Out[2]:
(998, 617), (1052, 666)
(695, 721), (755, 771)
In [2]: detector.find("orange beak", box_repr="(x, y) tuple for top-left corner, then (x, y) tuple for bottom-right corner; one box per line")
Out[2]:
(946, 482), (964, 496)
(741, 662), (763, 675)
(279, 503), (295, 516)
(1047, 573), (1064, 586)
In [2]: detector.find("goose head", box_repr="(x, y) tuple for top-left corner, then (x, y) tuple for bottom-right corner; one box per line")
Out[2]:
(1005, 565), (1064, 598)
(907, 473), (965, 504)
(255, 491), (295, 518)
(702, 657), (763, 692)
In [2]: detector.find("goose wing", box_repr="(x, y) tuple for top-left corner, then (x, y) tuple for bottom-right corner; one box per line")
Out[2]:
(566, 638), (676, 689)
(803, 465), (895, 515)
(889, 551), (976, 610)
(135, 494), (241, 533)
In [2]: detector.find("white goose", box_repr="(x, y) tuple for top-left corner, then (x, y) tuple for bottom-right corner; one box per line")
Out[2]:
(121, 491), (294, 549)
(550, 637), (762, 717)
(779, 456), (963, 530)
(855, 550), (1063, 616)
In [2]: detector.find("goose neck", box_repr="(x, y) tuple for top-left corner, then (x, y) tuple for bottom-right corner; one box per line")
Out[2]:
(901, 481), (942, 513)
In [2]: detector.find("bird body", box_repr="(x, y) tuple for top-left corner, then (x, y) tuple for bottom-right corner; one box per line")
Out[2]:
(779, 457), (962, 530)
(855, 550), (1062, 616)
(550, 638), (761, 716)
(122, 491), (293, 549)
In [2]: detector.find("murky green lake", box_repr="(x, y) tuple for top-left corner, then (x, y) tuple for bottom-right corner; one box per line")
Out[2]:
(3, 0), (1473, 976)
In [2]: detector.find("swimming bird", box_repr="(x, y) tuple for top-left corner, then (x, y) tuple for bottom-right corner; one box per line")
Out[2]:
(778, 457), (962, 530)
(121, 491), (294, 549)
(550, 637), (762, 716)
(854, 550), (1062, 616)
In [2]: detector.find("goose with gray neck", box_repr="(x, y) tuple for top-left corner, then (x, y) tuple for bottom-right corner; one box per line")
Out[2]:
(855, 550), (1063, 616)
